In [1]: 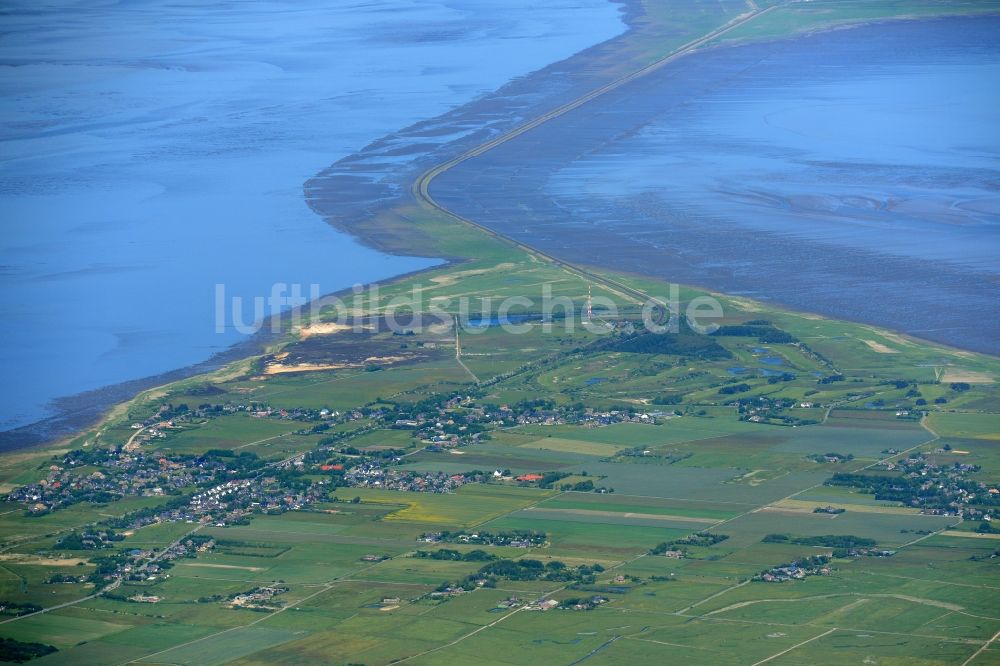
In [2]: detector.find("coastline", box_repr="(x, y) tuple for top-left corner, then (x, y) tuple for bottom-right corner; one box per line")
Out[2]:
(426, 13), (1000, 356)
(0, 0), (626, 449)
(6, 1), (998, 452)
(0, 258), (463, 453)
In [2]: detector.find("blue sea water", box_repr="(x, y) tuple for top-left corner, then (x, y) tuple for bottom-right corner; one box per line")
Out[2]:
(0, 0), (625, 431)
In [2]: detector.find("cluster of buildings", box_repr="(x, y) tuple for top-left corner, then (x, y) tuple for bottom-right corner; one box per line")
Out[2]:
(420, 530), (546, 548)
(127, 594), (161, 603)
(840, 547), (896, 558)
(755, 556), (832, 583)
(518, 595), (608, 611)
(403, 399), (661, 447)
(227, 585), (288, 610)
(124, 421), (170, 450)
(6, 448), (253, 515)
(342, 462), (483, 493)
(8, 460), (179, 514)
(54, 528), (124, 551)
(89, 535), (216, 592)
(810, 452), (854, 464)
(526, 598), (559, 611)
(189, 479), (255, 512)
(179, 477), (329, 527)
(873, 453), (998, 519)
(733, 396), (818, 425)
(559, 595), (609, 611)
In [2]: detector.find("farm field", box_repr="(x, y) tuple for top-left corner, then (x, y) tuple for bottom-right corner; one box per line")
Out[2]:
(2, 0), (1000, 663)
(1, 279), (997, 666)
(1, 299), (996, 666)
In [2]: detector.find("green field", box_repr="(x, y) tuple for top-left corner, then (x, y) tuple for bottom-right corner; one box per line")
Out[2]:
(344, 484), (554, 527)
(1, 0), (999, 664)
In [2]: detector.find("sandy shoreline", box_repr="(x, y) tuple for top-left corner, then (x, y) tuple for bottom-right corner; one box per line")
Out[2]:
(0, 0), (628, 452)
(0, 0), (647, 452)
(0, 257), (455, 453)
(4, 4), (996, 453)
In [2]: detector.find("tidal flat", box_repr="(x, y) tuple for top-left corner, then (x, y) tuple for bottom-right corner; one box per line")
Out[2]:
(431, 15), (1000, 355)
(0, 0), (624, 440)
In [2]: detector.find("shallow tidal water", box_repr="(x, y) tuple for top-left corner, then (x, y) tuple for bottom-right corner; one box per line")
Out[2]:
(433, 16), (1000, 354)
(0, 0), (624, 432)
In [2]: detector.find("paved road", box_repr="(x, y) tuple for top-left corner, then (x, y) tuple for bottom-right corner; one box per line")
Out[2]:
(0, 524), (202, 625)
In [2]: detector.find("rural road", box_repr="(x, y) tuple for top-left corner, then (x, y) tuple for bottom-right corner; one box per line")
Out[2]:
(412, 0), (779, 308)
(0, 525), (202, 625)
